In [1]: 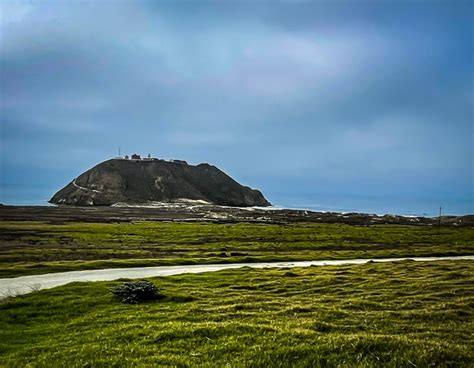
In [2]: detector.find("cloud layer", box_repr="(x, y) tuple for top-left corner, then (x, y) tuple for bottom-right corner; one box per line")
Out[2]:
(1, 0), (472, 210)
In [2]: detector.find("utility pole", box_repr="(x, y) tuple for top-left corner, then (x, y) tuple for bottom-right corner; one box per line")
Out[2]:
(119, 146), (121, 158)
(438, 206), (442, 227)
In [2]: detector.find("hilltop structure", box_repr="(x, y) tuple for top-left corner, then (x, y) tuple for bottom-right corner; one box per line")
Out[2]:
(50, 157), (271, 207)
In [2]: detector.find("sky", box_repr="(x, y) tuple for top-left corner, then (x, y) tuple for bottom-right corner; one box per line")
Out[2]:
(0, 0), (473, 214)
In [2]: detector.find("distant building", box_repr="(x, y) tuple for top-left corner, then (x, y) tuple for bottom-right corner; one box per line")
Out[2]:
(131, 154), (141, 160)
(171, 159), (188, 165)
(124, 155), (129, 159)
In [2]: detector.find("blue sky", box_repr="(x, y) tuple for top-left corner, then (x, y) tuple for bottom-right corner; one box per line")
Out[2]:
(0, 0), (473, 212)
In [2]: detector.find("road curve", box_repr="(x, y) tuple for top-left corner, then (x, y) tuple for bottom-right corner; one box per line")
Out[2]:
(1, 255), (473, 299)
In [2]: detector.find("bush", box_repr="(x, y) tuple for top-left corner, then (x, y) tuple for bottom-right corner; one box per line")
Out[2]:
(111, 280), (164, 304)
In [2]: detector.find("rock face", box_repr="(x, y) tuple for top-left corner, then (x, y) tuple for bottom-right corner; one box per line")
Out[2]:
(49, 158), (271, 207)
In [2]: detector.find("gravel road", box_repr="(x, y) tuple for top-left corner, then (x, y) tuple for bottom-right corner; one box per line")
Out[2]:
(1, 255), (473, 299)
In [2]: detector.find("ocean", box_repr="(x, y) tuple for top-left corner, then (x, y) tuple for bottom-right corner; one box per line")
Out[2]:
(268, 192), (473, 217)
(1, 184), (472, 217)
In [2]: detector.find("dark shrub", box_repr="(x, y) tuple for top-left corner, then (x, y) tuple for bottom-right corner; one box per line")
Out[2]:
(111, 280), (164, 304)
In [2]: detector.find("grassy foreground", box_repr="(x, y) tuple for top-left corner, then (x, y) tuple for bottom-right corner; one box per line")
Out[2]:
(1, 260), (473, 367)
(1, 221), (473, 277)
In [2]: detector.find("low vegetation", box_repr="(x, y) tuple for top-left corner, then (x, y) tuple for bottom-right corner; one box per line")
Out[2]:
(0, 221), (473, 277)
(1, 260), (472, 367)
(111, 280), (164, 304)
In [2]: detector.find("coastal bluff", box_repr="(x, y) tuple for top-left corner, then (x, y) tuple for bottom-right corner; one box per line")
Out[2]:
(49, 157), (271, 207)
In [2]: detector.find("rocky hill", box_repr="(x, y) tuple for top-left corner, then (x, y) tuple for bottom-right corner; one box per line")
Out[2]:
(49, 158), (271, 207)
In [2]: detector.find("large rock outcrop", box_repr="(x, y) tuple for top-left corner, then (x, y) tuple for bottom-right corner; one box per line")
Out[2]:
(49, 158), (271, 207)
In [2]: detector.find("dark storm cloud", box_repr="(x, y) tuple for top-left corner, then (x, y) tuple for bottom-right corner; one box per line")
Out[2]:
(0, 0), (472, 206)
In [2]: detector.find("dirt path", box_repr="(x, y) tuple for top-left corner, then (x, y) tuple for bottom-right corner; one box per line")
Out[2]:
(1, 255), (473, 299)
(72, 179), (101, 193)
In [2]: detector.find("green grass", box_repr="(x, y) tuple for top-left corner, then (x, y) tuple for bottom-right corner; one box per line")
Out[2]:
(1, 260), (472, 367)
(1, 221), (473, 277)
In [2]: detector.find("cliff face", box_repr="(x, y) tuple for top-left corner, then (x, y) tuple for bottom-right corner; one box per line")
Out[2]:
(49, 159), (271, 207)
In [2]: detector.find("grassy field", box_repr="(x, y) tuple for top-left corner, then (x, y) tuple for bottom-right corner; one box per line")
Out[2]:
(1, 221), (473, 277)
(0, 260), (472, 367)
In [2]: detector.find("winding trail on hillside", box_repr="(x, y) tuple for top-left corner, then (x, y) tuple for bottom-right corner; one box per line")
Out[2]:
(1, 255), (473, 299)
(72, 179), (101, 193)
